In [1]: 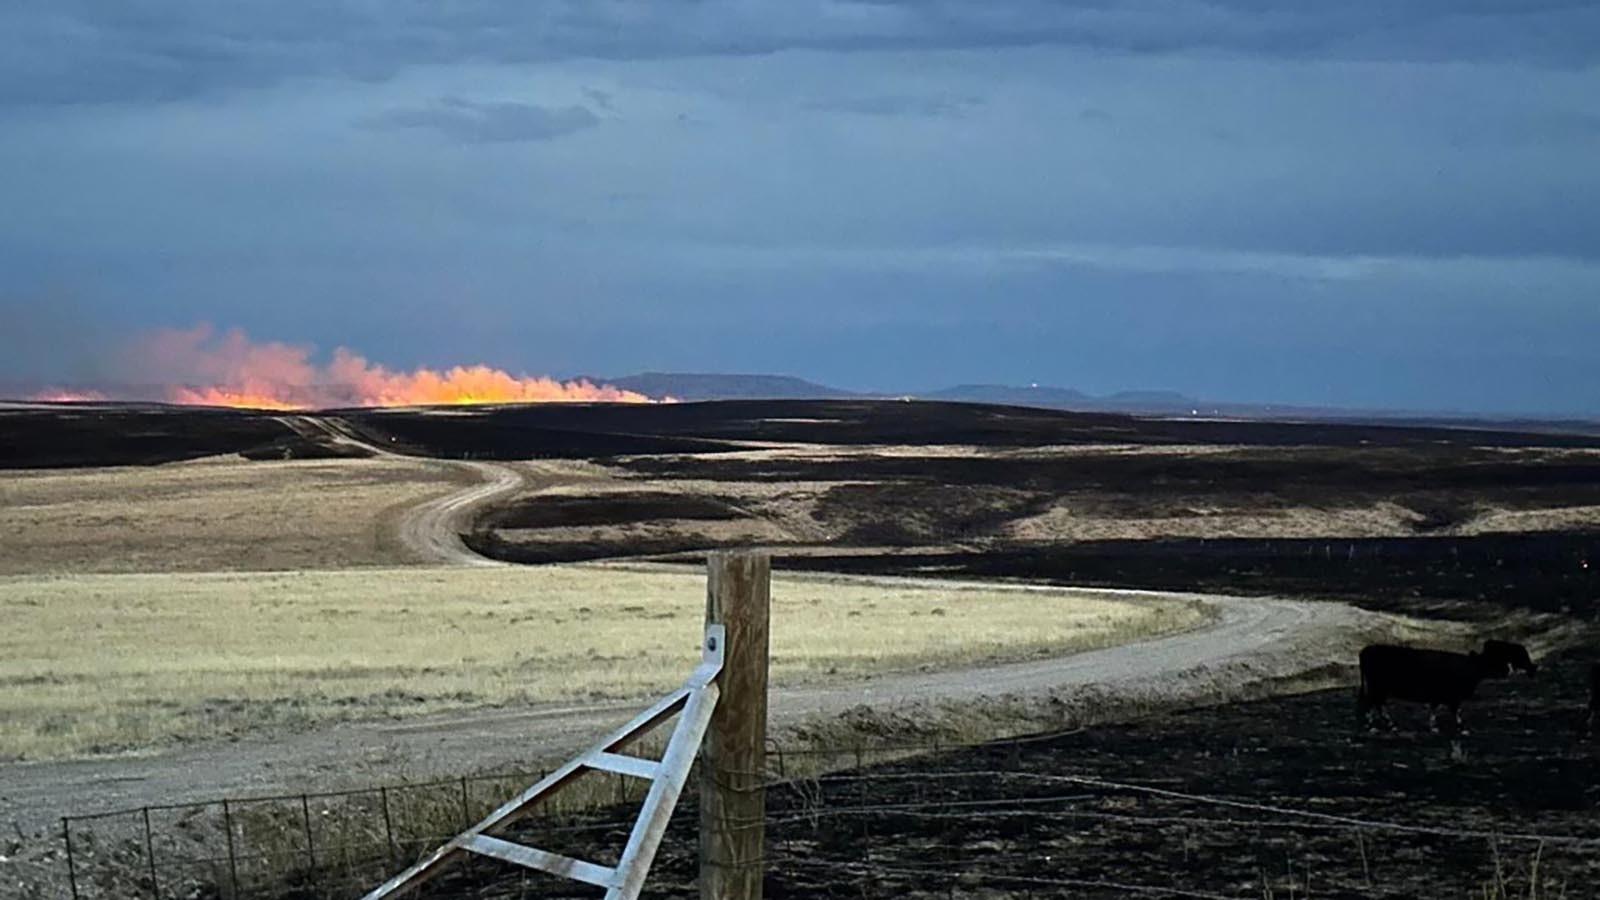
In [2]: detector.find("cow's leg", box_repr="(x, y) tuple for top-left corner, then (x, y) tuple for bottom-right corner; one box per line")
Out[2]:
(1356, 686), (1375, 732)
(1377, 702), (1396, 732)
(1361, 685), (1392, 733)
(1364, 700), (1389, 734)
(1451, 703), (1468, 736)
(1429, 706), (1443, 734)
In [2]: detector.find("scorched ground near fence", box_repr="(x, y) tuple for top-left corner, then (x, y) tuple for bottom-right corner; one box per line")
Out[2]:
(53, 733), (1600, 900)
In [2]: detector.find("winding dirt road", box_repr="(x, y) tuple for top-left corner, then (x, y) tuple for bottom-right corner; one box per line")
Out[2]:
(283, 415), (530, 565)
(0, 584), (1390, 834)
(0, 420), (1403, 837)
(396, 459), (524, 565)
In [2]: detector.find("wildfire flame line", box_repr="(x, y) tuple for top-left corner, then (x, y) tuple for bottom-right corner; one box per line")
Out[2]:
(27, 325), (656, 409)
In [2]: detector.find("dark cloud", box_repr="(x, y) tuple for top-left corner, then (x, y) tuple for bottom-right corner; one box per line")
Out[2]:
(4, 4), (1598, 416)
(581, 87), (616, 111)
(4, 1), (1599, 107)
(363, 97), (600, 143)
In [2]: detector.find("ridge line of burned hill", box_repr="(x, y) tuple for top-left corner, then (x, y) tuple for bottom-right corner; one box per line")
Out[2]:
(341, 399), (1600, 460)
(7, 399), (1600, 469)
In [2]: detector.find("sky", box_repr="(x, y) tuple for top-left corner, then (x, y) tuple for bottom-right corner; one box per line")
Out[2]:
(1, 1), (1598, 415)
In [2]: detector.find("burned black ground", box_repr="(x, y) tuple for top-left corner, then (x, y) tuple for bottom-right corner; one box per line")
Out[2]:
(412, 650), (1599, 900)
(9, 398), (1600, 898)
(236, 434), (374, 461)
(340, 400), (1600, 453)
(442, 531), (1600, 899)
(606, 443), (1600, 539)
(11, 397), (1600, 466)
(813, 482), (1051, 544)
(781, 532), (1600, 624)
(0, 406), (292, 468)
(425, 403), (1600, 899)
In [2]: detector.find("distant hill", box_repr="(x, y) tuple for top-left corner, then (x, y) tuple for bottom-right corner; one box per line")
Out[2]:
(600, 374), (1204, 410)
(923, 384), (1091, 408)
(595, 372), (1599, 434)
(926, 384), (1200, 413)
(601, 375), (1204, 413)
(601, 372), (860, 402)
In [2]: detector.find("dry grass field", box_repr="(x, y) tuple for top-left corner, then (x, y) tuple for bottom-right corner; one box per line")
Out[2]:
(0, 565), (1205, 760)
(0, 457), (470, 574)
(471, 443), (1600, 568)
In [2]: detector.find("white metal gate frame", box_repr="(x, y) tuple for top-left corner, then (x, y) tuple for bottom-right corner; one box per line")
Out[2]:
(362, 624), (726, 900)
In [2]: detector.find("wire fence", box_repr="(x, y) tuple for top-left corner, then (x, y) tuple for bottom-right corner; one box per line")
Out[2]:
(52, 732), (1600, 900)
(55, 765), (659, 900)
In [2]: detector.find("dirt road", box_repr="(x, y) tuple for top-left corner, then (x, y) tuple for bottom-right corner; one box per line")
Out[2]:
(283, 415), (530, 565)
(0, 586), (1392, 835)
(0, 422), (1405, 838)
(395, 459), (524, 565)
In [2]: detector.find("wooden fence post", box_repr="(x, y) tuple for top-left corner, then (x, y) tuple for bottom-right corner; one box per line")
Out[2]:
(700, 551), (771, 900)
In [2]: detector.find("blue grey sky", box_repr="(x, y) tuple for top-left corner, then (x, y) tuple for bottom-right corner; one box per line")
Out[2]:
(2, 2), (1598, 414)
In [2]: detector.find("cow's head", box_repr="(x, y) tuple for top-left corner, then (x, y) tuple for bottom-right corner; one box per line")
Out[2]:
(1482, 640), (1538, 676)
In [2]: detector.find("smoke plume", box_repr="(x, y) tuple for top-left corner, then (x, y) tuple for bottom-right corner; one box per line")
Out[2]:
(27, 324), (652, 408)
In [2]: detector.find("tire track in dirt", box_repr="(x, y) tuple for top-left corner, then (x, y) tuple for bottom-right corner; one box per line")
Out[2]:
(281, 415), (528, 566)
(395, 459), (523, 566)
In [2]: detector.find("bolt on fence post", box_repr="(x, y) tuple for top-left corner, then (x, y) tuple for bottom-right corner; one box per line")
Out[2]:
(142, 806), (161, 900)
(62, 818), (80, 900)
(299, 794), (317, 877)
(380, 786), (399, 868)
(221, 799), (242, 900)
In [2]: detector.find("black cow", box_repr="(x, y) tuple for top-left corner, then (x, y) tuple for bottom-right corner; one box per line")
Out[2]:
(1357, 640), (1536, 734)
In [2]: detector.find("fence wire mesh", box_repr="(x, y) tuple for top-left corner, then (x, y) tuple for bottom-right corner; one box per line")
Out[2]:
(54, 736), (1600, 900)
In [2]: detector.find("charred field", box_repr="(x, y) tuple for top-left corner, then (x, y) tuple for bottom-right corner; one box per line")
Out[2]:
(0, 404), (295, 468)
(6, 398), (1600, 898)
(425, 650), (1598, 900)
(6, 397), (1599, 648)
(288, 401), (1600, 897)
(336, 397), (1600, 455)
(388, 552), (1600, 900)
(10, 396), (1600, 465)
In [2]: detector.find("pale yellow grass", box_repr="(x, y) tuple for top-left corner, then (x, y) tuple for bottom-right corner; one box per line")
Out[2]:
(1457, 503), (1600, 535)
(0, 565), (1204, 760)
(1004, 499), (1432, 541)
(0, 457), (466, 575)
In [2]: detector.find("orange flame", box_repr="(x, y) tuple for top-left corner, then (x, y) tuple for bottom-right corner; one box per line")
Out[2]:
(30, 325), (655, 409)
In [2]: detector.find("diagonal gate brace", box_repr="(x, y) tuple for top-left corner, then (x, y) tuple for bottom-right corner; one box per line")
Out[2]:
(362, 624), (725, 900)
